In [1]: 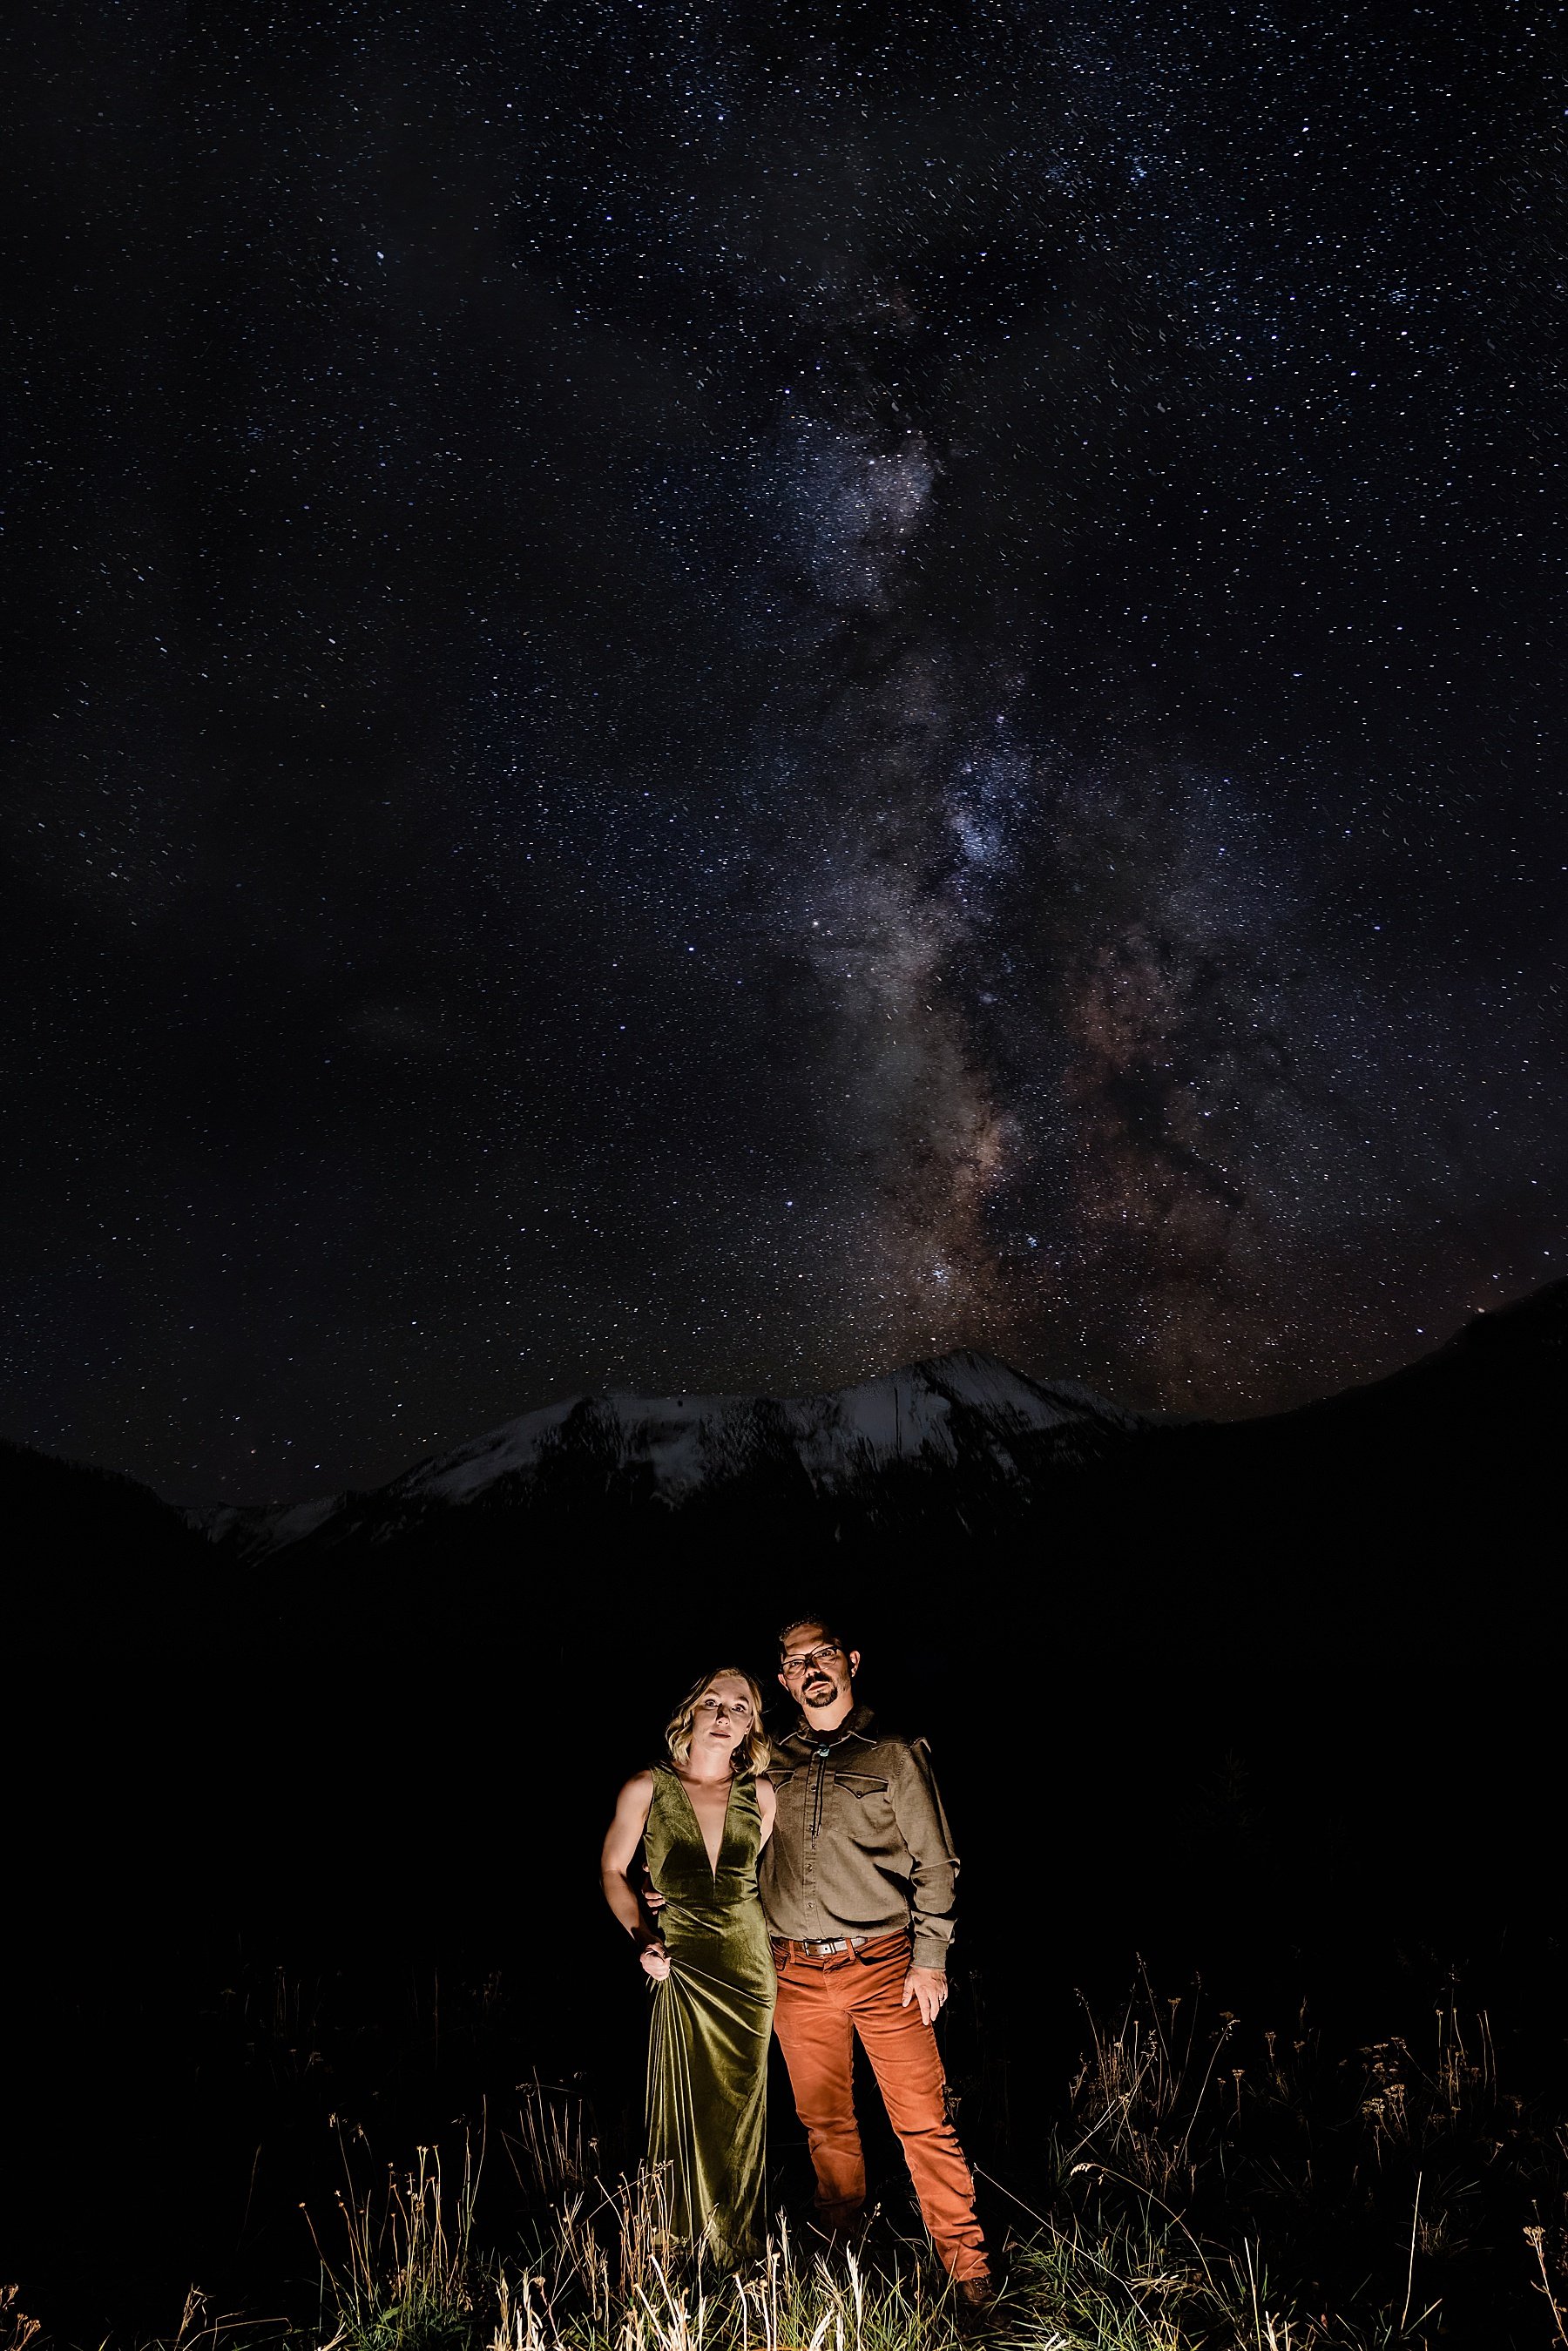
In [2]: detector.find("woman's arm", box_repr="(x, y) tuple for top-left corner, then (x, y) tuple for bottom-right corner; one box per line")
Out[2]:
(599, 1772), (668, 1978)
(757, 1776), (776, 1849)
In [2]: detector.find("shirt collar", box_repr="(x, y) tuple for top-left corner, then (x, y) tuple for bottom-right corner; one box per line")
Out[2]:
(780, 1699), (875, 1753)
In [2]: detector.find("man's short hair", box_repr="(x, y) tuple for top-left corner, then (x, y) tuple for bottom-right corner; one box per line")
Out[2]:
(777, 1611), (852, 1659)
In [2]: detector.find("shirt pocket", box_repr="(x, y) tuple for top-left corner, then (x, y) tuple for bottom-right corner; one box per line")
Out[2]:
(830, 1771), (893, 1835)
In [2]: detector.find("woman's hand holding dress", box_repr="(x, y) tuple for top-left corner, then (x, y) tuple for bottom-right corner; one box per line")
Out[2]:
(601, 1770), (669, 1974)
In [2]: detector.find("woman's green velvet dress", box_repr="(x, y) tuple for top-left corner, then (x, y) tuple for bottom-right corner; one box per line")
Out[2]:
(644, 1764), (775, 2268)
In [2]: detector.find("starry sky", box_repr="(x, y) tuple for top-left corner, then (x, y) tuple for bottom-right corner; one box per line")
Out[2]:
(4, 2), (1565, 1503)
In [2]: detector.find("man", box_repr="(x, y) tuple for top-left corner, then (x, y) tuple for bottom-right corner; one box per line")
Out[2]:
(760, 1614), (993, 2325)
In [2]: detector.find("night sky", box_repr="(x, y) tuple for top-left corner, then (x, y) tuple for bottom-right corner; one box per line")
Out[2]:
(5, 3), (1565, 1505)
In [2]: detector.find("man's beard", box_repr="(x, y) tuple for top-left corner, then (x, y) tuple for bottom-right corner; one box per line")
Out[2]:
(804, 1678), (835, 1700)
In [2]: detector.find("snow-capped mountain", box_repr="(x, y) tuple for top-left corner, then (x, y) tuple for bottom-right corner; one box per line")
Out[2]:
(9, 1283), (1564, 1633)
(201, 1349), (1141, 1557)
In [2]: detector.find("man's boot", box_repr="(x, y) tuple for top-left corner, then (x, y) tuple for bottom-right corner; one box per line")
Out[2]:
(953, 2275), (995, 2336)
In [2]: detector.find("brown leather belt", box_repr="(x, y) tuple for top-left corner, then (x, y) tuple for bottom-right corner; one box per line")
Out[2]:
(773, 1930), (908, 1966)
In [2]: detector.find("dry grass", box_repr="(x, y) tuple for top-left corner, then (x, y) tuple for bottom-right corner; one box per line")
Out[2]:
(81, 1980), (1568, 2351)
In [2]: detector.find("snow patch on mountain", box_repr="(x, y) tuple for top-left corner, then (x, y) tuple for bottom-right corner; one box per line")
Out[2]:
(199, 1492), (344, 1550)
(201, 1349), (1139, 1554)
(398, 1350), (1132, 1509)
(398, 1395), (580, 1505)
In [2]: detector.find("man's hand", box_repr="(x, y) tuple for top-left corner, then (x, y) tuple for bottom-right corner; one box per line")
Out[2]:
(901, 1966), (948, 2027)
(638, 1937), (671, 1981)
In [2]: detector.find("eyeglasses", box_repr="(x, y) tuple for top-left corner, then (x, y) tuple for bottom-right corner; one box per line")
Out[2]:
(781, 1643), (843, 1677)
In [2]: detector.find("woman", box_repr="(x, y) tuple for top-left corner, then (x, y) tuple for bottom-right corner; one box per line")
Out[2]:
(599, 1665), (776, 2268)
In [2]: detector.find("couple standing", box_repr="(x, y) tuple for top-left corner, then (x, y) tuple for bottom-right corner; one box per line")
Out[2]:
(599, 1614), (992, 2324)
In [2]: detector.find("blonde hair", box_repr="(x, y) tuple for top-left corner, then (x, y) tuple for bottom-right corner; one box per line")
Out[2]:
(665, 1665), (771, 1779)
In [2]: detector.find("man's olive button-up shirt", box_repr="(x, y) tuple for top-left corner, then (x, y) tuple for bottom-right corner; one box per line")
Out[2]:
(759, 1702), (960, 1975)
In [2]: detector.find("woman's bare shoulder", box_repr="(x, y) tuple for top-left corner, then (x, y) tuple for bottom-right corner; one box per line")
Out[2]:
(616, 1768), (657, 1814)
(756, 1775), (777, 1817)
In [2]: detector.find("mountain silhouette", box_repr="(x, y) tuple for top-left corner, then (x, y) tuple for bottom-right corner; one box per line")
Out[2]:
(8, 1281), (1561, 1662)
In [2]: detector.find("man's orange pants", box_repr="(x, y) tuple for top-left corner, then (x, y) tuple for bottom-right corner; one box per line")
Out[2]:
(770, 1931), (988, 2282)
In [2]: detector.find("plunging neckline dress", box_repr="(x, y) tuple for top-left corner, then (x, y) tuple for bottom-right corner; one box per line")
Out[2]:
(643, 1763), (775, 2267)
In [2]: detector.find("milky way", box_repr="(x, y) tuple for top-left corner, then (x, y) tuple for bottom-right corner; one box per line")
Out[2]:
(3, 3), (1564, 1498)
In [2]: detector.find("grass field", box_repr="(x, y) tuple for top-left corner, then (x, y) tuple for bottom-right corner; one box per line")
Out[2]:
(24, 1974), (1560, 2351)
